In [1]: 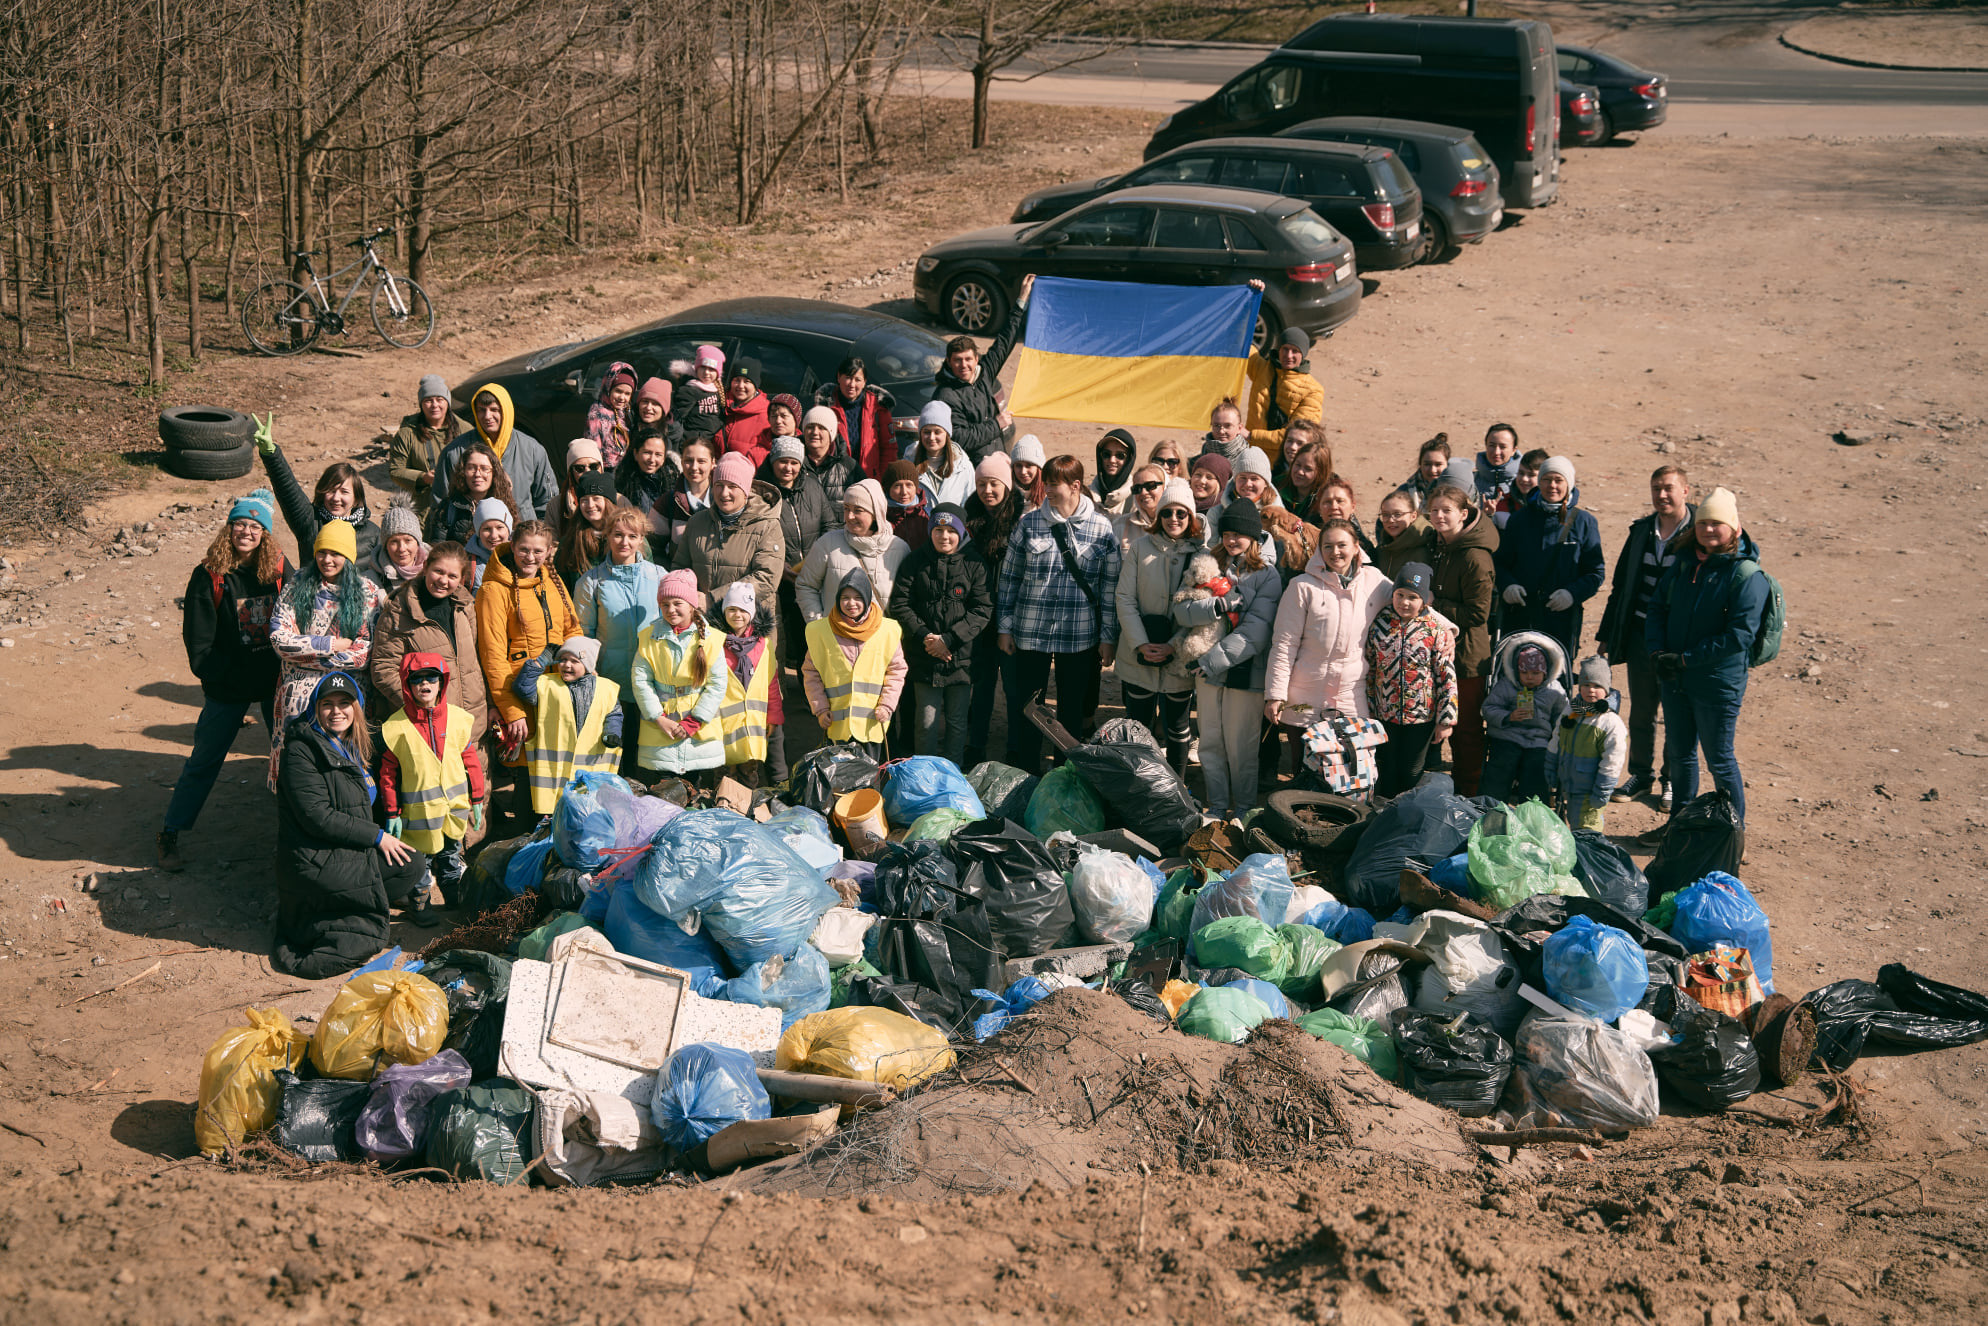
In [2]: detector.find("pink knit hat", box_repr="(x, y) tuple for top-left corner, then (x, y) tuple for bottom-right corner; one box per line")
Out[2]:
(659, 569), (700, 604)
(714, 451), (756, 492)
(976, 451), (1013, 487)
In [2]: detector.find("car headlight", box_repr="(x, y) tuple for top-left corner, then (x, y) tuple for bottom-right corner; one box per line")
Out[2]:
(916, 256), (940, 274)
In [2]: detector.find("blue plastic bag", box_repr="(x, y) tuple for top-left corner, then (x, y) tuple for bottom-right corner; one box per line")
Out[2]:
(1225, 976), (1294, 1020)
(650, 1043), (770, 1152)
(1541, 915), (1651, 1022)
(1431, 852), (1472, 894)
(699, 942), (832, 1029)
(633, 809), (839, 969)
(1671, 871), (1776, 995)
(504, 838), (556, 897)
(551, 770), (634, 871)
(1296, 896), (1378, 945)
(765, 804), (834, 846)
(1188, 853), (1295, 955)
(969, 975), (1067, 1041)
(604, 885), (731, 987)
(881, 757), (985, 826)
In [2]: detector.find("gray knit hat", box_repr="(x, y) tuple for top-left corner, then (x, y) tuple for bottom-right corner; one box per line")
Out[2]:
(419, 374), (450, 403)
(381, 500), (422, 542)
(1577, 655), (1611, 688)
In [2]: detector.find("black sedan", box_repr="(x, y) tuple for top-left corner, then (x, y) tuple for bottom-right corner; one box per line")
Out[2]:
(453, 299), (948, 450)
(1556, 44), (1669, 144)
(1560, 78), (1604, 147)
(914, 185), (1361, 347)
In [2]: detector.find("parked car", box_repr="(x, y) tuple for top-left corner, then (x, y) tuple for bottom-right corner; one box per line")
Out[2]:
(1276, 117), (1502, 264)
(1146, 16), (1561, 208)
(453, 299), (948, 454)
(1556, 43), (1668, 144)
(914, 185), (1361, 346)
(1012, 137), (1423, 272)
(1559, 78), (1604, 147)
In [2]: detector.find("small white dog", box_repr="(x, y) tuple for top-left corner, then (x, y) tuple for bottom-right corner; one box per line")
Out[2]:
(1170, 550), (1228, 668)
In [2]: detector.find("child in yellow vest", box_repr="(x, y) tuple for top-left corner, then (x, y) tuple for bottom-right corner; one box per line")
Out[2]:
(380, 652), (486, 925)
(802, 567), (907, 760)
(513, 636), (623, 815)
(718, 581), (783, 789)
(631, 569), (730, 784)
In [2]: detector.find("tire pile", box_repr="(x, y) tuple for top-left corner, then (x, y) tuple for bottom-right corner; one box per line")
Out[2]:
(158, 406), (255, 481)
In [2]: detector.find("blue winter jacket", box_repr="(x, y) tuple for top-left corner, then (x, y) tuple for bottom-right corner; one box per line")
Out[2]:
(1495, 494), (1606, 651)
(1644, 529), (1768, 696)
(574, 560), (664, 692)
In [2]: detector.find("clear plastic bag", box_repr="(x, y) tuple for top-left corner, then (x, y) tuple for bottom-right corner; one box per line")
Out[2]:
(650, 1043), (771, 1152)
(194, 1006), (309, 1154)
(1189, 854), (1295, 954)
(1541, 914), (1650, 1023)
(1467, 800), (1583, 911)
(1507, 1013), (1660, 1131)
(1068, 844), (1155, 944)
(309, 970), (450, 1081)
(356, 1048), (473, 1163)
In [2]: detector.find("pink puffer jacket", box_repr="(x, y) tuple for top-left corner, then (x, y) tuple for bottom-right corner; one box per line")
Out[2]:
(1263, 550), (1392, 722)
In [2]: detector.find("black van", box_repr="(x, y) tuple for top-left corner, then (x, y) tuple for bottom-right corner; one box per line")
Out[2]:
(1144, 16), (1560, 209)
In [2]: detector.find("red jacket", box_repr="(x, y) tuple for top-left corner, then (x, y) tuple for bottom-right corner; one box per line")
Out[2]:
(381, 651), (488, 813)
(817, 385), (898, 482)
(717, 392), (772, 467)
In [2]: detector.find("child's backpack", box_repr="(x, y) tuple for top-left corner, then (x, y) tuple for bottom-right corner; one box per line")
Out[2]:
(1733, 561), (1784, 668)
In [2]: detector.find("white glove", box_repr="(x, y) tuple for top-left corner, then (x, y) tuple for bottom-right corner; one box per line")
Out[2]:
(1502, 584), (1527, 606)
(1546, 589), (1574, 613)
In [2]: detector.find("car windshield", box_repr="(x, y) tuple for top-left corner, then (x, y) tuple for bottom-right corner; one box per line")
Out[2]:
(854, 326), (946, 384)
(1278, 209), (1342, 251)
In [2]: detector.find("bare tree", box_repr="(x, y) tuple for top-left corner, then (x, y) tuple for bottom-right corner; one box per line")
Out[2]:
(937, 0), (1140, 149)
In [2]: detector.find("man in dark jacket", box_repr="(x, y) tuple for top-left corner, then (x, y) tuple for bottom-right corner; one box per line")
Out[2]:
(1596, 464), (1694, 806)
(1644, 486), (1770, 835)
(933, 276), (1032, 464)
(888, 503), (993, 767)
(1495, 455), (1605, 664)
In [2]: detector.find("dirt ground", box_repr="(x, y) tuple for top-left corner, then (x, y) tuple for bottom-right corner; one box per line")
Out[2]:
(2, 98), (1988, 1322)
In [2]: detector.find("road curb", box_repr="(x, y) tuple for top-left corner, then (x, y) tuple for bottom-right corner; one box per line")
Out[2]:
(1776, 30), (1988, 75)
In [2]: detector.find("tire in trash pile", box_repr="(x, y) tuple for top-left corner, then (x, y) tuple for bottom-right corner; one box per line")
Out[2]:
(158, 406), (255, 451)
(165, 439), (255, 481)
(1262, 790), (1371, 851)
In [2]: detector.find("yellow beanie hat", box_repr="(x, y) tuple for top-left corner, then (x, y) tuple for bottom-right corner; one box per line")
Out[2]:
(314, 519), (358, 562)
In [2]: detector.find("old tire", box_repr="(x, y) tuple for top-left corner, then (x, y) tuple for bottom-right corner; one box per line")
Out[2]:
(165, 439), (255, 481)
(1263, 790), (1370, 851)
(159, 406), (254, 451)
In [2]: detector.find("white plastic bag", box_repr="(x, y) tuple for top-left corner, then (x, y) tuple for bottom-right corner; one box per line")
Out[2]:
(809, 907), (877, 967)
(1067, 844), (1154, 944)
(1506, 1013), (1661, 1131)
(1285, 884), (1332, 926)
(1400, 909), (1525, 1038)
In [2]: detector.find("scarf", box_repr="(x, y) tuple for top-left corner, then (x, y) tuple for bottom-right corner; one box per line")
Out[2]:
(716, 501), (744, 530)
(567, 673), (597, 727)
(831, 601), (882, 642)
(1194, 486), (1218, 515)
(725, 630), (763, 680)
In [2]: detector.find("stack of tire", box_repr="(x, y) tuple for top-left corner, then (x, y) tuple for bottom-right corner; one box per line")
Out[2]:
(160, 407), (256, 481)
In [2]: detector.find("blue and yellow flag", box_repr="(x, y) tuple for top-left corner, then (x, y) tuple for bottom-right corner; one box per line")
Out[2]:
(1006, 278), (1263, 430)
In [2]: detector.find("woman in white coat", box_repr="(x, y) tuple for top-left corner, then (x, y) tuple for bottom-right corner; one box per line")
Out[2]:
(1263, 517), (1392, 753)
(795, 478), (909, 621)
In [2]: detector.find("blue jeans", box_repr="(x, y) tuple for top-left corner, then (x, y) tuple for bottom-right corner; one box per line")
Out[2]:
(163, 697), (274, 833)
(1660, 679), (1746, 823)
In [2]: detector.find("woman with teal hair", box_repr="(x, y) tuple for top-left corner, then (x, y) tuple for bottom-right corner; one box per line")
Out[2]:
(267, 519), (387, 790)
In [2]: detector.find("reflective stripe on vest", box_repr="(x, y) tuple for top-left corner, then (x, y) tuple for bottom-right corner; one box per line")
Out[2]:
(720, 643), (773, 763)
(381, 706), (474, 854)
(805, 616), (901, 745)
(635, 625), (729, 763)
(528, 675), (621, 814)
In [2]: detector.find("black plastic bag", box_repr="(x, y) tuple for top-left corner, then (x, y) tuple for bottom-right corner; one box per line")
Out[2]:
(1110, 979), (1174, 1027)
(539, 865), (590, 912)
(1645, 790), (1744, 896)
(946, 818), (1078, 958)
(422, 949), (514, 1081)
(843, 973), (973, 1036)
(1063, 741), (1201, 856)
(271, 1071), (369, 1163)
(423, 1079), (536, 1183)
(1343, 775), (1486, 914)
(790, 743), (881, 816)
(1637, 951), (1687, 1015)
(1094, 717), (1162, 749)
(1571, 829), (1651, 916)
(1389, 1008), (1513, 1118)
(873, 841), (962, 919)
(1647, 988), (1760, 1110)
(1802, 966), (1988, 1070)
(1493, 893), (1684, 991)
(872, 909), (1003, 1029)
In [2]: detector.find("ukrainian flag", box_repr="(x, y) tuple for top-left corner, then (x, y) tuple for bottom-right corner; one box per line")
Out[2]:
(1006, 278), (1263, 430)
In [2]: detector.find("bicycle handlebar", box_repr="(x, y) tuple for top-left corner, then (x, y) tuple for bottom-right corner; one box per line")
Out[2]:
(347, 227), (392, 248)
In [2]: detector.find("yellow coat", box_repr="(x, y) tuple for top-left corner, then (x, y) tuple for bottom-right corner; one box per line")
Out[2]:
(1246, 352), (1325, 466)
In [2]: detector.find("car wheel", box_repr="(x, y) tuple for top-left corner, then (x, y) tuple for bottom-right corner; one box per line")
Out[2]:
(1251, 304), (1282, 355)
(1596, 108), (1616, 146)
(1419, 213), (1459, 266)
(943, 274), (1008, 335)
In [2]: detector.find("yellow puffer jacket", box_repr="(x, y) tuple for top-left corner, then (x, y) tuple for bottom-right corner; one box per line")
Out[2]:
(1246, 352), (1325, 465)
(475, 543), (583, 730)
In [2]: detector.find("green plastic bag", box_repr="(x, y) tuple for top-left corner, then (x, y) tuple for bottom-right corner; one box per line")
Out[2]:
(903, 807), (978, 844)
(1296, 1008), (1398, 1081)
(1467, 799), (1585, 911)
(1154, 867), (1209, 943)
(423, 1079), (536, 1183)
(1643, 889), (1682, 931)
(1193, 915), (1289, 983)
(829, 958), (885, 1009)
(516, 912), (594, 961)
(1177, 986), (1273, 1044)
(1023, 765), (1106, 839)
(1274, 923), (1341, 1003)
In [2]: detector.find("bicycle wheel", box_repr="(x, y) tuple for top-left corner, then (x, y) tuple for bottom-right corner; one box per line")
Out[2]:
(241, 280), (323, 356)
(371, 273), (435, 350)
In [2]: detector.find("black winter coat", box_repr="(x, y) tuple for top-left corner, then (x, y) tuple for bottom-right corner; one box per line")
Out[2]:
(932, 302), (1026, 464)
(888, 542), (994, 687)
(181, 557), (292, 705)
(760, 462), (837, 565)
(263, 445), (383, 583)
(273, 720), (401, 979)
(1596, 505), (1695, 660)
(804, 450), (864, 513)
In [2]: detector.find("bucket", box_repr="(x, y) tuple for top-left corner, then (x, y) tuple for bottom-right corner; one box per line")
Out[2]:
(833, 788), (889, 860)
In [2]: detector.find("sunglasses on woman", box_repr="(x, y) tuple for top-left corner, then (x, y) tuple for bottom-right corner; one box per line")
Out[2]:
(573, 461), (603, 473)
(1131, 480), (1164, 496)
(1153, 455), (1181, 469)
(1158, 507), (1192, 522)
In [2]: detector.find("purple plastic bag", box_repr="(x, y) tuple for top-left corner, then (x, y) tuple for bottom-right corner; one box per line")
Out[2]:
(355, 1049), (473, 1163)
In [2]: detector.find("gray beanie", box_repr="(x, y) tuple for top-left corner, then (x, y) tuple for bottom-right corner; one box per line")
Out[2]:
(770, 436), (805, 462)
(1235, 446), (1274, 482)
(380, 501), (422, 542)
(1577, 655), (1611, 688)
(419, 374), (450, 403)
(1540, 456), (1576, 486)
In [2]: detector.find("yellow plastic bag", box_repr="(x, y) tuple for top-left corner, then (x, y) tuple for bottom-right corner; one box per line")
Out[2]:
(308, 970), (449, 1081)
(776, 1007), (955, 1092)
(194, 1006), (309, 1154)
(1159, 979), (1201, 1021)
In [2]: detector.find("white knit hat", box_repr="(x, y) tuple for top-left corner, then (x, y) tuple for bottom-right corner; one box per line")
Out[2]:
(1010, 434), (1047, 467)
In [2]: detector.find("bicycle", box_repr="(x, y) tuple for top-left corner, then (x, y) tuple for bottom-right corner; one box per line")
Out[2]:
(240, 227), (436, 356)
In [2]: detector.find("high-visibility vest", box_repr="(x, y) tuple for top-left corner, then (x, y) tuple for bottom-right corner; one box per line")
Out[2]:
(527, 675), (621, 814)
(634, 624), (730, 768)
(381, 705), (474, 854)
(804, 616), (902, 745)
(720, 640), (773, 764)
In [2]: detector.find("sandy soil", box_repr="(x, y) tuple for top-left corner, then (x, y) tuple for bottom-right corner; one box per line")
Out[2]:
(2, 102), (1987, 1321)
(1782, 10), (1988, 70)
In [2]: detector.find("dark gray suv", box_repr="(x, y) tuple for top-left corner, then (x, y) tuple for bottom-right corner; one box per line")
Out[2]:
(1278, 117), (1504, 263)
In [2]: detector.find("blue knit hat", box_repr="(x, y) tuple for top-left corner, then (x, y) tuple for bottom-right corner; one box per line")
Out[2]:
(229, 488), (276, 533)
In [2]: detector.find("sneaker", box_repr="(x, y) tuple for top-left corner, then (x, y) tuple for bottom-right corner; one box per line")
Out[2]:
(1658, 781), (1674, 814)
(156, 830), (185, 873)
(1187, 739), (1201, 767)
(1613, 774), (1654, 804)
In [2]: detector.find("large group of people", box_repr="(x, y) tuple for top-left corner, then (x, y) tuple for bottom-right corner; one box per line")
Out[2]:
(159, 278), (1774, 980)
